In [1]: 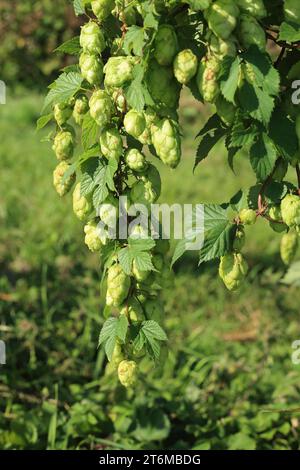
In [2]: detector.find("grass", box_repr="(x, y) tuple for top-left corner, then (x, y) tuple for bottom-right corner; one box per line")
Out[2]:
(0, 89), (300, 450)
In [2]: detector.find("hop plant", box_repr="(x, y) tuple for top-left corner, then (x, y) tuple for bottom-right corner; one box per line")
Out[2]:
(106, 264), (131, 307)
(73, 182), (93, 221)
(110, 343), (124, 370)
(197, 55), (221, 103)
(239, 208), (257, 226)
(187, 0), (212, 11)
(118, 360), (138, 387)
(206, 0), (240, 40)
(91, 0), (116, 21)
(104, 56), (136, 88)
(132, 259), (150, 282)
(124, 110), (146, 139)
(73, 95), (89, 125)
(281, 194), (300, 228)
(144, 300), (164, 323)
(84, 220), (104, 252)
(269, 206), (288, 233)
(89, 90), (115, 128)
(153, 25), (179, 66)
(79, 52), (104, 85)
(125, 149), (148, 172)
(130, 179), (159, 207)
(53, 162), (75, 197)
(273, 159), (288, 182)
(219, 253), (248, 291)
(54, 102), (72, 126)
(99, 126), (123, 160)
(80, 21), (106, 54)
(99, 195), (118, 227)
(52, 127), (74, 161)
(138, 108), (158, 145)
(147, 60), (181, 109)
(233, 227), (245, 252)
(284, 0), (300, 23)
(280, 231), (298, 265)
(120, 299), (145, 322)
(238, 14), (266, 51)
(236, 0), (266, 18)
(151, 119), (181, 169)
(208, 33), (237, 58)
(173, 49), (198, 85)
(215, 96), (236, 126)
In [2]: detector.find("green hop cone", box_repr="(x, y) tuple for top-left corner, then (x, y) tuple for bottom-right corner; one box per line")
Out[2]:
(91, 0), (115, 21)
(73, 182), (93, 221)
(118, 360), (138, 387)
(106, 264), (131, 307)
(138, 108), (158, 145)
(239, 208), (256, 226)
(219, 253), (248, 291)
(173, 49), (198, 85)
(84, 220), (104, 252)
(280, 232), (298, 265)
(53, 102), (72, 126)
(89, 90), (115, 129)
(110, 343), (124, 370)
(233, 227), (245, 252)
(284, 0), (300, 23)
(120, 299), (145, 322)
(269, 206), (288, 233)
(73, 95), (89, 125)
(104, 56), (136, 88)
(281, 194), (300, 228)
(124, 109), (146, 139)
(130, 179), (158, 207)
(99, 195), (118, 227)
(153, 24), (179, 66)
(147, 60), (181, 110)
(208, 33), (237, 58)
(125, 148), (148, 172)
(53, 161), (75, 197)
(144, 299), (164, 323)
(215, 96), (236, 126)
(151, 119), (181, 169)
(141, 164), (162, 196)
(80, 21), (106, 54)
(197, 55), (221, 103)
(52, 127), (74, 161)
(238, 14), (266, 51)
(236, 0), (266, 18)
(79, 52), (104, 85)
(188, 0), (212, 11)
(206, 0), (240, 40)
(99, 126), (123, 160)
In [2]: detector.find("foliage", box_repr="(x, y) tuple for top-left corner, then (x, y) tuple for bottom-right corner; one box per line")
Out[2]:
(0, 0), (81, 88)
(39, 0), (300, 386)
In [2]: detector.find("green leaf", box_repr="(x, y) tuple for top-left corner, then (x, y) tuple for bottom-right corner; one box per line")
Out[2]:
(279, 22), (300, 43)
(250, 133), (277, 181)
(82, 113), (99, 151)
(219, 57), (240, 103)
(124, 65), (147, 112)
(269, 107), (299, 159)
(196, 114), (223, 138)
(194, 126), (226, 170)
(228, 432), (256, 450)
(36, 113), (53, 131)
(118, 238), (156, 275)
(142, 320), (167, 341)
(116, 315), (129, 343)
(199, 205), (233, 264)
(281, 262), (300, 286)
(55, 37), (81, 55)
(98, 317), (118, 346)
(73, 0), (85, 16)
(123, 26), (146, 56)
(42, 72), (83, 111)
(229, 120), (258, 148)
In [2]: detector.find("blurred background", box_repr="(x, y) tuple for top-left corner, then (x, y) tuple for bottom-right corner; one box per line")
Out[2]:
(0, 0), (300, 450)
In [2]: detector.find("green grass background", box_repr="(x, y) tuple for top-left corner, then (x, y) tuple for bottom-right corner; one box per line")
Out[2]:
(0, 90), (300, 450)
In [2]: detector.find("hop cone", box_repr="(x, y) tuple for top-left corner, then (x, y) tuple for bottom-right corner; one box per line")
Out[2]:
(53, 161), (75, 197)
(281, 194), (300, 228)
(79, 52), (103, 85)
(118, 360), (138, 387)
(206, 0), (240, 40)
(281, 232), (298, 265)
(219, 253), (248, 291)
(154, 25), (179, 66)
(173, 49), (198, 85)
(73, 182), (93, 221)
(106, 264), (131, 307)
(151, 119), (181, 168)
(80, 21), (106, 55)
(89, 90), (115, 129)
(99, 126), (123, 160)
